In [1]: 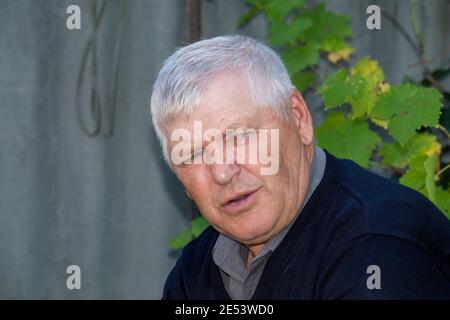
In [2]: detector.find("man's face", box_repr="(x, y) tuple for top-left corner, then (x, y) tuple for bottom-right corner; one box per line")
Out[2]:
(165, 72), (314, 248)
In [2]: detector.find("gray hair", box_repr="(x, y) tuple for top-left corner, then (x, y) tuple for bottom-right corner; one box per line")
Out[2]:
(150, 35), (295, 160)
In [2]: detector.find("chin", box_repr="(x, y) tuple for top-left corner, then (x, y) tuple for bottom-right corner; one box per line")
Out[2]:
(225, 212), (278, 244)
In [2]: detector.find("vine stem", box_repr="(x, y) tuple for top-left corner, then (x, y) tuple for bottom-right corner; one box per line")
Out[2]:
(410, 0), (424, 54)
(435, 163), (450, 180)
(382, 3), (445, 92)
(381, 6), (419, 56)
(437, 124), (450, 139)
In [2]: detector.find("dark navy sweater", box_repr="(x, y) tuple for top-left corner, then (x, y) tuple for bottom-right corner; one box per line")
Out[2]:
(163, 151), (450, 299)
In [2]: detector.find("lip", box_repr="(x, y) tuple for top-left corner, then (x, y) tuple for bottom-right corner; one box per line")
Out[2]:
(221, 188), (260, 214)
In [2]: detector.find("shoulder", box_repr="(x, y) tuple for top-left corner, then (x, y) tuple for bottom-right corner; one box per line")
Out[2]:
(180, 225), (219, 262)
(172, 224), (219, 274)
(315, 154), (450, 298)
(162, 226), (219, 299)
(316, 232), (450, 299)
(326, 153), (450, 251)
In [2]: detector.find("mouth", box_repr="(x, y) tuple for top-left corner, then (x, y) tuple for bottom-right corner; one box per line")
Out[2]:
(221, 188), (260, 214)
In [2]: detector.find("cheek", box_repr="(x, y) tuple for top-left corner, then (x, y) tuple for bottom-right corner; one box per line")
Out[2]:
(261, 176), (288, 207)
(277, 134), (303, 175)
(178, 167), (216, 209)
(253, 164), (294, 221)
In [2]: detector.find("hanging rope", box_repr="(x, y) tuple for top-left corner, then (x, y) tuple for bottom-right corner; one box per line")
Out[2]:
(104, 0), (127, 137)
(75, 0), (128, 137)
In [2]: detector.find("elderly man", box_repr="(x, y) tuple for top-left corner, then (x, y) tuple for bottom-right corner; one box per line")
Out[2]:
(150, 35), (450, 299)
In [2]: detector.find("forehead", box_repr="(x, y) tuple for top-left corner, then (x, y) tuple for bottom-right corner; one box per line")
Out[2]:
(174, 72), (259, 131)
(199, 72), (253, 115)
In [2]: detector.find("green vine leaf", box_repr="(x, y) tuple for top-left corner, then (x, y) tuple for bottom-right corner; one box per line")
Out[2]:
(347, 76), (376, 118)
(169, 229), (193, 250)
(323, 39), (353, 63)
(318, 69), (352, 109)
(190, 216), (209, 237)
(265, 0), (305, 22)
(350, 57), (384, 87)
(268, 16), (312, 46)
(169, 216), (209, 250)
(399, 155), (428, 192)
(372, 84), (442, 145)
(347, 57), (386, 118)
(282, 42), (319, 75)
(301, 4), (351, 48)
(379, 133), (441, 169)
(436, 187), (450, 218)
(318, 69), (369, 116)
(315, 112), (381, 167)
(319, 58), (389, 117)
(399, 154), (438, 202)
(424, 155), (438, 202)
(292, 70), (315, 92)
(370, 117), (389, 129)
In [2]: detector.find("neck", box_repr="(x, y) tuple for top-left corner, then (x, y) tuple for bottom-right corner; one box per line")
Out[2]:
(246, 244), (264, 270)
(248, 243), (265, 258)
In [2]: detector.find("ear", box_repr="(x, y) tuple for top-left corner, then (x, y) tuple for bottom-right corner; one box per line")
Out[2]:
(290, 90), (314, 146)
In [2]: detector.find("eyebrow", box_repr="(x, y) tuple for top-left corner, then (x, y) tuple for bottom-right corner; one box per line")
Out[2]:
(221, 120), (255, 134)
(173, 121), (256, 155)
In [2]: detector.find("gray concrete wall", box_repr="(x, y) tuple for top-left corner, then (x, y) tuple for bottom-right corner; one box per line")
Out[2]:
(0, 0), (448, 298)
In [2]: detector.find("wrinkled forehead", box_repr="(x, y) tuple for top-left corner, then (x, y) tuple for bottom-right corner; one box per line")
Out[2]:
(164, 72), (262, 132)
(198, 71), (255, 111)
(164, 106), (262, 141)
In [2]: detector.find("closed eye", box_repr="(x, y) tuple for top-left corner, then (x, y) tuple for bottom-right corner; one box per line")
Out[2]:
(232, 130), (257, 146)
(179, 149), (203, 167)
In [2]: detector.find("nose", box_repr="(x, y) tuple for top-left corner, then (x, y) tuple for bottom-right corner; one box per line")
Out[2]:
(209, 163), (240, 185)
